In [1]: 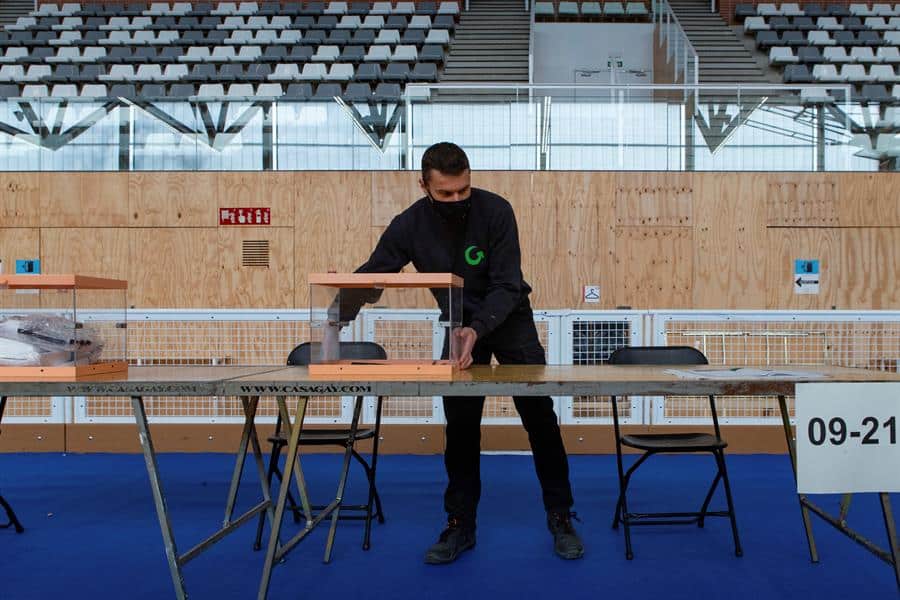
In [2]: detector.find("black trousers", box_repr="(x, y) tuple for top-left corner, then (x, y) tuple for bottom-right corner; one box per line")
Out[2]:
(442, 308), (575, 525)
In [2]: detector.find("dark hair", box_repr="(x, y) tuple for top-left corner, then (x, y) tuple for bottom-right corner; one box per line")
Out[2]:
(421, 142), (470, 182)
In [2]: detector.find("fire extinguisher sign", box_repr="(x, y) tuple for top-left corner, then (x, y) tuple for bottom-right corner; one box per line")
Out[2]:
(219, 207), (271, 226)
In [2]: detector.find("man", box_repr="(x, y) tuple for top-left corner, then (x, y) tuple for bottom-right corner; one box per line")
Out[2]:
(356, 142), (583, 563)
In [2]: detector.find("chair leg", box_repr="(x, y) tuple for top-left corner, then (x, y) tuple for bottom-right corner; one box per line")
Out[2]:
(715, 449), (743, 557)
(0, 494), (23, 533)
(364, 395), (386, 553)
(697, 454), (724, 528)
(610, 395), (634, 560)
(254, 434), (285, 551)
(613, 451), (652, 528)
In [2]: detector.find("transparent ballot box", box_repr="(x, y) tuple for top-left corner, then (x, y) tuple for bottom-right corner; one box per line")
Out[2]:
(0, 275), (128, 378)
(309, 273), (463, 380)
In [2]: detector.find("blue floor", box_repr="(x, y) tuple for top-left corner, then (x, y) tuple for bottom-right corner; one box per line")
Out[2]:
(0, 452), (897, 599)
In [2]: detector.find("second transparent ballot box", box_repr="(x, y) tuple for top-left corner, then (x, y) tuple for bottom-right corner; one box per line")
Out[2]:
(0, 275), (128, 378)
(308, 273), (463, 379)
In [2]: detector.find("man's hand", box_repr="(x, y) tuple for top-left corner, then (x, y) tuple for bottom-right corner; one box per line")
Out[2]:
(453, 327), (478, 370)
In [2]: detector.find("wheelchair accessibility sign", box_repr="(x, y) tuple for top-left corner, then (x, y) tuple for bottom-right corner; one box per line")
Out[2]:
(794, 259), (820, 295)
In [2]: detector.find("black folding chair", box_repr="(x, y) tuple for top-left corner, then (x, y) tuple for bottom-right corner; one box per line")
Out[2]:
(0, 397), (24, 533)
(253, 342), (386, 561)
(608, 346), (742, 559)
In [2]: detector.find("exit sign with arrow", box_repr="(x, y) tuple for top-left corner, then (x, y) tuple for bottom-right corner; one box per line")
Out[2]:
(794, 259), (820, 295)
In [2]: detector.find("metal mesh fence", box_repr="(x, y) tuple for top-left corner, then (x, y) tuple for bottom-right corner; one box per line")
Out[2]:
(370, 316), (437, 421)
(3, 397), (55, 420)
(568, 319), (634, 422)
(81, 317), (318, 422)
(660, 318), (900, 422)
(482, 320), (552, 422)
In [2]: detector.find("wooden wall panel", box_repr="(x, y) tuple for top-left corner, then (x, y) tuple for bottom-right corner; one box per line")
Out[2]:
(128, 172), (218, 227)
(0, 173), (40, 227)
(217, 227), (294, 308)
(532, 172), (616, 308)
(766, 228), (840, 309)
(216, 172), (296, 227)
(371, 171), (417, 227)
(40, 172), (129, 227)
(615, 172), (692, 227)
(692, 173), (767, 309)
(766, 173), (839, 227)
(40, 228), (128, 280)
(0, 228), (39, 275)
(614, 227), (693, 308)
(295, 171), (372, 306)
(7, 170), (900, 312)
(837, 173), (900, 227)
(836, 228), (900, 309)
(128, 228), (220, 307)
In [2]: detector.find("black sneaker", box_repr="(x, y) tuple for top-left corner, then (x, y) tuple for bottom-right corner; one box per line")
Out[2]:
(424, 518), (476, 564)
(547, 511), (585, 560)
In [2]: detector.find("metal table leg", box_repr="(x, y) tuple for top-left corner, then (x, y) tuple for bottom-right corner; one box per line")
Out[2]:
(132, 394), (277, 599)
(0, 396), (24, 534)
(132, 395), (187, 599)
(258, 396), (309, 600)
(778, 394), (819, 562)
(779, 395), (900, 590)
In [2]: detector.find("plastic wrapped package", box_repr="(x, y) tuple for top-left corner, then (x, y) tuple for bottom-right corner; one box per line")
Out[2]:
(0, 314), (104, 367)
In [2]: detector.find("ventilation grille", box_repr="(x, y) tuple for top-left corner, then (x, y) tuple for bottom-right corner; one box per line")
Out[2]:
(242, 240), (270, 268)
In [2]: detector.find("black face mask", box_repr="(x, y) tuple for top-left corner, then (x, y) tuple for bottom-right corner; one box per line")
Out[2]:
(427, 193), (471, 225)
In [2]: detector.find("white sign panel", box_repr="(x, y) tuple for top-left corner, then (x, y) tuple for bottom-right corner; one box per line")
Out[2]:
(583, 285), (600, 303)
(796, 383), (900, 494)
(794, 259), (820, 295)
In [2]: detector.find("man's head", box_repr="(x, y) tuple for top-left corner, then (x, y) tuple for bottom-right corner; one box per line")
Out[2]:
(420, 142), (471, 203)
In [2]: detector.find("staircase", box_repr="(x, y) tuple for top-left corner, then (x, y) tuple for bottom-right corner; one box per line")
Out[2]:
(440, 0), (530, 84)
(666, 0), (769, 83)
(0, 0), (33, 25)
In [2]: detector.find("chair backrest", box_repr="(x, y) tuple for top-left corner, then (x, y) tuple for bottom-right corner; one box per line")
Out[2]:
(608, 345), (708, 366)
(287, 341), (387, 366)
(609, 345), (721, 434)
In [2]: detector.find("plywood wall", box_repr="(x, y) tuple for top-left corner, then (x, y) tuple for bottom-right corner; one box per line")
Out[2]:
(1, 170), (899, 310)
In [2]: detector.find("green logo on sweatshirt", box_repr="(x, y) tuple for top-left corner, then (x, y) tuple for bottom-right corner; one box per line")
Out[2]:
(465, 245), (485, 266)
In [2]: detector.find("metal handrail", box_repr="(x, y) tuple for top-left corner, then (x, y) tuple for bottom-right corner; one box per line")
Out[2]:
(653, 0), (700, 85)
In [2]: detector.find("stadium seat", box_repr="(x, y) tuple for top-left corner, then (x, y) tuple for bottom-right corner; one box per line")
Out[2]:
(373, 82), (401, 101)
(558, 2), (580, 19)
(604, 2), (625, 18)
(298, 63), (328, 80)
(841, 64), (873, 83)
(784, 64), (814, 83)
(807, 31), (835, 45)
(626, 2), (648, 18)
(355, 63), (382, 81)
(343, 81), (373, 102)
(823, 47), (852, 63)
(325, 63), (355, 81)
(816, 17), (842, 30)
(744, 16), (769, 31)
(407, 62), (437, 82)
(797, 47), (823, 64)
(769, 47), (797, 66)
(851, 47), (879, 64)
(314, 82), (343, 99)
(284, 82), (314, 98)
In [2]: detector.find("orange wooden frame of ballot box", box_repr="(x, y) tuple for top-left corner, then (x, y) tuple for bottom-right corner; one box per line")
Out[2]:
(308, 273), (463, 380)
(0, 275), (128, 379)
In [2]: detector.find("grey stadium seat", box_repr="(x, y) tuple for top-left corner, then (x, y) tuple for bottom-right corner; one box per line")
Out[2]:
(355, 63), (382, 81)
(343, 82), (372, 102)
(408, 62), (437, 82)
(784, 64), (814, 83)
(373, 82), (401, 101)
(382, 62), (409, 82)
(313, 82), (343, 99)
(284, 82), (314, 98)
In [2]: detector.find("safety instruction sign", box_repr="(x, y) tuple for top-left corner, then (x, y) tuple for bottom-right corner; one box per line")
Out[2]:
(794, 259), (819, 295)
(219, 207), (271, 225)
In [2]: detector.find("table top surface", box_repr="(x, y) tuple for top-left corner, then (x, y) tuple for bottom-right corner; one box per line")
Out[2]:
(1, 365), (899, 397)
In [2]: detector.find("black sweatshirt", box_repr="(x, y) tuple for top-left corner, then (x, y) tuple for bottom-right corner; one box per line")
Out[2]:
(356, 187), (533, 340)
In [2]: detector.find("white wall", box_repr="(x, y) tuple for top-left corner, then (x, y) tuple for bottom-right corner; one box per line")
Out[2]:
(532, 23), (655, 87)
